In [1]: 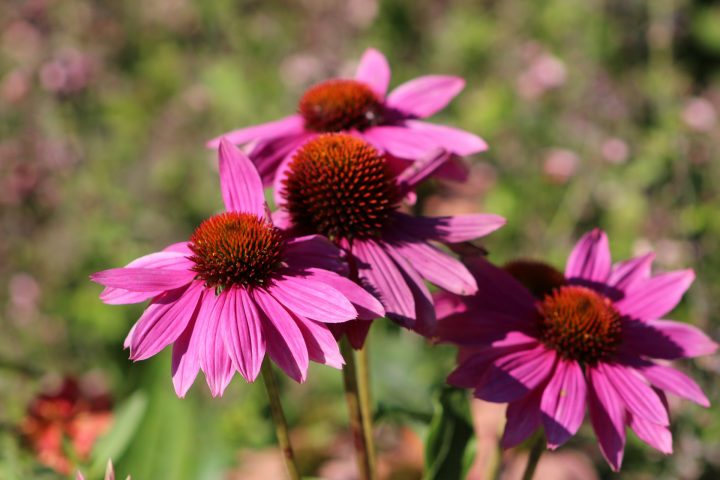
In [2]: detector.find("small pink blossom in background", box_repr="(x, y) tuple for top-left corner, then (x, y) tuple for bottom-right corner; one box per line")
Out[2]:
(682, 97), (717, 132)
(543, 148), (579, 184)
(437, 229), (717, 471)
(601, 138), (629, 164)
(2, 20), (43, 63)
(8, 272), (41, 323)
(1, 69), (31, 104)
(91, 140), (383, 396)
(517, 44), (567, 100)
(209, 48), (487, 185)
(39, 48), (95, 95)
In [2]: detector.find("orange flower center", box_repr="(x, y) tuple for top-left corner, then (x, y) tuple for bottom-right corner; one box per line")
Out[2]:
(281, 133), (399, 243)
(299, 79), (382, 132)
(189, 212), (284, 289)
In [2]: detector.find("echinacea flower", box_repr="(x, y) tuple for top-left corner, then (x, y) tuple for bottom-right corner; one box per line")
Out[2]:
(21, 377), (113, 474)
(436, 229), (718, 470)
(273, 133), (505, 345)
(91, 140), (384, 397)
(208, 48), (487, 185)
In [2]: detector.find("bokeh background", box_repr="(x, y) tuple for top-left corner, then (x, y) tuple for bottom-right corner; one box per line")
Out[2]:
(1, 0), (719, 479)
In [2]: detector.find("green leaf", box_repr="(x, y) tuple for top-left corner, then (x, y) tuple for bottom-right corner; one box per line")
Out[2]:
(424, 387), (476, 480)
(90, 390), (148, 475)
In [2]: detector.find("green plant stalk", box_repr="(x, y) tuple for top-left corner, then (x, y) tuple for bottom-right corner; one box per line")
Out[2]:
(356, 344), (377, 475)
(340, 337), (375, 480)
(261, 361), (301, 480)
(520, 435), (545, 480)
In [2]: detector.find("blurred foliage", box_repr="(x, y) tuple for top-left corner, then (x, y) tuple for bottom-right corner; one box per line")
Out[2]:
(1, 0), (719, 479)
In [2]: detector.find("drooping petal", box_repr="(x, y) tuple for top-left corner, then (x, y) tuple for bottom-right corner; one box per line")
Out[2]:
(206, 115), (304, 148)
(297, 268), (385, 320)
(599, 362), (669, 425)
(253, 289), (309, 382)
(172, 290), (212, 397)
(383, 245), (436, 335)
(268, 275), (357, 323)
(403, 120), (488, 155)
(628, 413), (673, 454)
(447, 344), (531, 388)
(352, 239), (415, 326)
(128, 283), (204, 361)
(197, 292), (235, 397)
(385, 236), (477, 295)
(354, 48), (391, 97)
(433, 291), (467, 320)
(221, 288), (266, 382)
(606, 253), (655, 296)
(394, 149), (451, 194)
(218, 138), (267, 217)
(437, 310), (538, 347)
(631, 360), (710, 407)
(386, 75), (465, 118)
(586, 365), (626, 472)
(361, 125), (441, 159)
(501, 389), (543, 448)
(540, 359), (587, 449)
(91, 267), (194, 293)
(294, 315), (344, 369)
(615, 269), (695, 321)
(474, 345), (557, 403)
(565, 229), (611, 283)
(621, 318), (718, 359)
(283, 234), (347, 273)
(393, 212), (506, 244)
(250, 132), (314, 186)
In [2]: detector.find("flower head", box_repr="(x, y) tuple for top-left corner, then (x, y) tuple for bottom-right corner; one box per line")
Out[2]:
(437, 230), (718, 471)
(207, 48), (487, 185)
(274, 133), (505, 345)
(91, 140), (384, 397)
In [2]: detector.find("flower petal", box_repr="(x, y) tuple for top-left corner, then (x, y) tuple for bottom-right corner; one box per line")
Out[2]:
(403, 120), (488, 155)
(91, 267), (194, 293)
(383, 245), (436, 335)
(565, 229), (611, 283)
(283, 234), (347, 273)
(355, 48), (391, 97)
(221, 288), (266, 382)
(217, 138), (267, 217)
(394, 148), (452, 194)
(606, 253), (655, 295)
(206, 115), (304, 147)
(297, 268), (385, 320)
(586, 365), (626, 472)
(172, 290), (211, 397)
(447, 344), (531, 388)
(628, 413), (673, 454)
(250, 132), (314, 186)
(352, 239), (415, 326)
(501, 389), (543, 448)
(599, 362), (668, 425)
(632, 360), (710, 407)
(361, 125), (441, 159)
(621, 318), (718, 359)
(198, 292), (235, 397)
(268, 275), (357, 323)
(615, 269), (695, 321)
(393, 212), (505, 244)
(294, 315), (344, 369)
(540, 359), (587, 449)
(253, 289), (309, 382)
(474, 345), (556, 403)
(386, 75), (465, 118)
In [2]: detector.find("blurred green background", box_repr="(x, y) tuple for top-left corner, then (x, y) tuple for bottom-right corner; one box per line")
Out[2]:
(1, 0), (719, 478)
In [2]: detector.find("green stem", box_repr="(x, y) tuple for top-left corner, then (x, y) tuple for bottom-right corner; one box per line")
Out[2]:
(261, 361), (301, 480)
(340, 337), (375, 480)
(356, 344), (377, 476)
(521, 436), (545, 480)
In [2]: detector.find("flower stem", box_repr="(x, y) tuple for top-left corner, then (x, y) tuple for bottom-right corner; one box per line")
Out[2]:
(521, 435), (545, 480)
(356, 344), (377, 475)
(340, 337), (376, 480)
(261, 361), (301, 480)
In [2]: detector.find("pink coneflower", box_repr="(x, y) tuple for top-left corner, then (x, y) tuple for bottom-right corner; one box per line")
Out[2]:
(436, 229), (718, 471)
(91, 139), (384, 397)
(273, 133), (505, 345)
(208, 48), (487, 185)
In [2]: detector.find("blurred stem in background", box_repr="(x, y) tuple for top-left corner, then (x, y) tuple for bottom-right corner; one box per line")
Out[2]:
(356, 344), (377, 475)
(340, 337), (376, 480)
(520, 435), (545, 480)
(261, 361), (301, 480)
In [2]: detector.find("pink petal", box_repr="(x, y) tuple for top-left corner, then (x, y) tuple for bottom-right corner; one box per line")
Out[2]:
(437, 311), (538, 347)
(383, 245), (436, 335)
(433, 291), (467, 320)
(206, 115), (304, 147)
(218, 138), (267, 217)
(294, 315), (344, 369)
(172, 292), (210, 397)
(598, 362), (668, 425)
(615, 269), (695, 321)
(384, 237), (477, 295)
(221, 288), (266, 382)
(474, 345), (556, 403)
(394, 212), (505, 243)
(394, 148), (451, 193)
(403, 120), (488, 155)
(163, 242), (194, 254)
(129, 283), (204, 361)
(250, 132), (313, 186)
(253, 289), (309, 382)
(299, 268), (385, 320)
(386, 75), (465, 118)
(268, 275), (357, 323)
(360, 125), (441, 159)
(628, 413), (673, 454)
(283, 234), (347, 273)
(633, 360), (710, 407)
(621, 318), (718, 359)
(501, 389), (543, 448)
(447, 344), (530, 388)
(91, 267), (194, 292)
(352, 240), (415, 326)
(606, 253), (655, 295)
(354, 48), (391, 97)
(540, 359), (587, 449)
(565, 229), (611, 283)
(586, 366), (626, 472)
(198, 292), (235, 397)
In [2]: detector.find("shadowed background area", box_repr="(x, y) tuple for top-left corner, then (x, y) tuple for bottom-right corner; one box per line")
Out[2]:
(1, 0), (719, 478)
